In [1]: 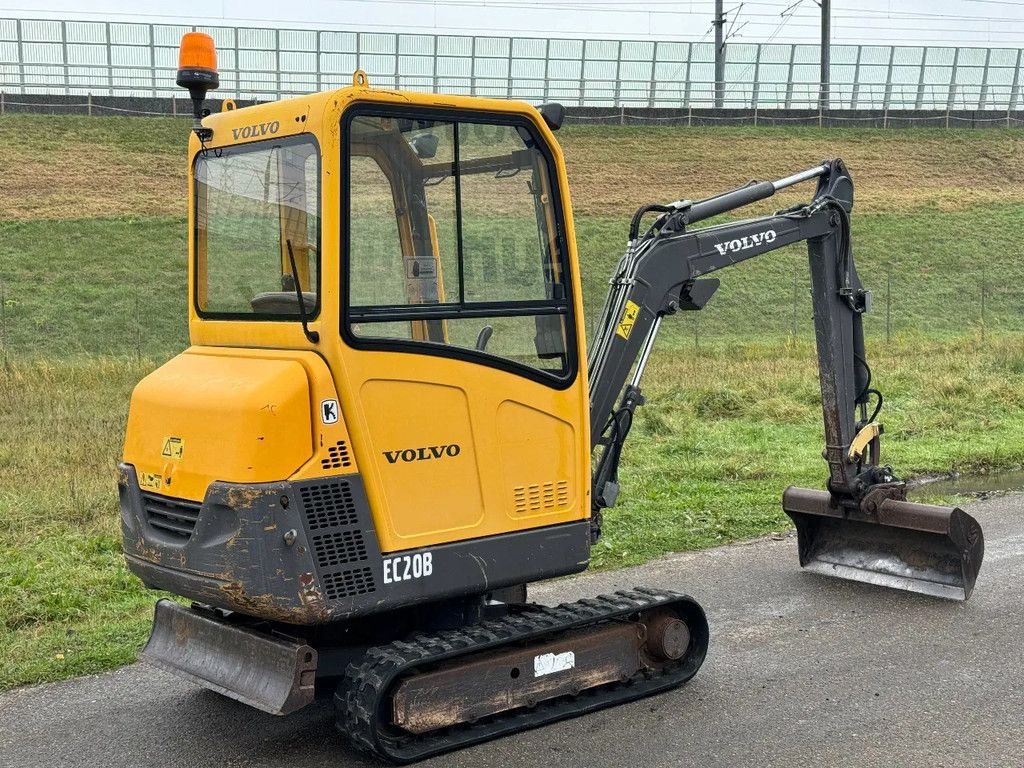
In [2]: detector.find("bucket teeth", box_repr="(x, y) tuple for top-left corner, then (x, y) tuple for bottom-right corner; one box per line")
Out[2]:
(782, 487), (985, 601)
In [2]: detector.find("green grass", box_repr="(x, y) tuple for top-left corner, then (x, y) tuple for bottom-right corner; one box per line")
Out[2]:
(2, 113), (1024, 690)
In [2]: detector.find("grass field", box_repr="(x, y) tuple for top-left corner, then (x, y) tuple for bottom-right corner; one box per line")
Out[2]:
(2, 113), (1023, 690)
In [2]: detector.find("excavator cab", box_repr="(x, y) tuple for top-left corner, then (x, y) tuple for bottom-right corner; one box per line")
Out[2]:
(123, 73), (599, 618)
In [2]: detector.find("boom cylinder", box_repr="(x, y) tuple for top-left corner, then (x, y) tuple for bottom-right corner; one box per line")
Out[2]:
(683, 164), (830, 225)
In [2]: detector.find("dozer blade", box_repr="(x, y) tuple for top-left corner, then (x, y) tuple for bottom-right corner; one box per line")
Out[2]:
(782, 487), (984, 601)
(140, 599), (317, 715)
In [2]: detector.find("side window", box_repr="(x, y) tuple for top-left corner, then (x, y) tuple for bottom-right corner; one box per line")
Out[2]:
(458, 123), (558, 305)
(346, 111), (573, 380)
(195, 138), (320, 318)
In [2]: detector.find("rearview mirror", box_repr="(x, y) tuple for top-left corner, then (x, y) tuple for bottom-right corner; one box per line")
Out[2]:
(410, 134), (439, 159)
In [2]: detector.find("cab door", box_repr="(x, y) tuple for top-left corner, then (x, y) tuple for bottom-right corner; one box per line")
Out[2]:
(337, 104), (589, 554)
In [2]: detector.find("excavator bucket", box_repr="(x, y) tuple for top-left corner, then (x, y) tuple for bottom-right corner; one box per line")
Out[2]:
(140, 599), (317, 715)
(782, 487), (984, 600)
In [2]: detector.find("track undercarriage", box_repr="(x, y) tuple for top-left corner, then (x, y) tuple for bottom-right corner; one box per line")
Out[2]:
(143, 589), (709, 763)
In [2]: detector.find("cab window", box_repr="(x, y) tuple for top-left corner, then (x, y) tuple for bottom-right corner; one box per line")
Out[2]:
(194, 136), (320, 318)
(345, 109), (573, 382)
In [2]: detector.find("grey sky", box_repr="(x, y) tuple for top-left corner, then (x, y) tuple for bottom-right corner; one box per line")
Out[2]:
(2, 0), (1023, 46)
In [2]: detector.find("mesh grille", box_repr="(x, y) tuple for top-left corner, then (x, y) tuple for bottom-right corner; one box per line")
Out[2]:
(311, 529), (368, 569)
(300, 481), (358, 530)
(142, 492), (201, 541)
(320, 440), (353, 471)
(300, 480), (377, 600)
(513, 480), (571, 514)
(322, 567), (376, 600)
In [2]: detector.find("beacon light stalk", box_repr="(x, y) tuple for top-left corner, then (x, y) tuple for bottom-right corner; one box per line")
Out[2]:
(176, 32), (219, 141)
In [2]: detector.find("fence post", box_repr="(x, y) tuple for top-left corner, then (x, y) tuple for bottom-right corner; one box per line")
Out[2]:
(87, 92), (92, 116)
(647, 40), (658, 108)
(134, 289), (142, 360)
(577, 39), (587, 105)
(435, 34), (442, 94)
(980, 267), (986, 341)
(613, 39), (623, 107)
(885, 267), (892, 343)
(851, 44), (862, 109)
(149, 23), (157, 98)
(1008, 48), (1023, 116)
(233, 28), (241, 99)
(979, 47), (992, 110)
(946, 47), (960, 115)
(105, 21), (114, 96)
(1, 92), (4, 114)
(60, 20), (70, 95)
(619, 105), (625, 125)
(682, 42), (693, 108)
(15, 19), (24, 94)
(274, 28), (281, 97)
(790, 268), (798, 337)
(915, 47), (927, 109)
(784, 44), (796, 108)
(394, 32), (401, 91)
(883, 46), (895, 113)
(315, 30), (322, 92)
(468, 35), (475, 96)
(542, 38), (550, 103)
(751, 43), (762, 111)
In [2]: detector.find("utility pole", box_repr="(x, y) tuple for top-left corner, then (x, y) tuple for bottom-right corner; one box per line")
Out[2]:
(714, 0), (726, 109)
(819, 0), (831, 111)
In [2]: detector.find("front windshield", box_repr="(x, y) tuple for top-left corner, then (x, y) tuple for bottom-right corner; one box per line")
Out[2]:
(194, 136), (320, 318)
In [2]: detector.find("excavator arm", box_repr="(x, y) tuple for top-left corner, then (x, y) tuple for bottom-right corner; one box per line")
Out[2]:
(587, 159), (984, 600)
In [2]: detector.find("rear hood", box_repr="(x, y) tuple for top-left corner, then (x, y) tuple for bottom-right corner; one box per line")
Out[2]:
(123, 349), (313, 501)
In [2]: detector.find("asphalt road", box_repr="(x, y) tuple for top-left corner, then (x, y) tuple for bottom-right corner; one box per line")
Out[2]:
(2, 494), (1021, 768)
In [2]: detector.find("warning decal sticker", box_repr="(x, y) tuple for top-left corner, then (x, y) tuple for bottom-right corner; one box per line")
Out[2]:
(616, 300), (640, 340)
(161, 436), (184, 459)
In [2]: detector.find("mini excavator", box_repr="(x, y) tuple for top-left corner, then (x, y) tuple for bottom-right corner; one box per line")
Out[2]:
(118, 33), (985, 763)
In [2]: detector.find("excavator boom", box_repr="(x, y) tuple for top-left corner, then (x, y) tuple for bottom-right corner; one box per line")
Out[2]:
(587, 159), (984, 599)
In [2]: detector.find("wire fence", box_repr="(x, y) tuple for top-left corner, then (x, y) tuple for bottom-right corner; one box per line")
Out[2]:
(2, 17), (1023, 111)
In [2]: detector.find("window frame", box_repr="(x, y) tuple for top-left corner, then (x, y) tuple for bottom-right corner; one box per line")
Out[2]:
(192, 134), (323, 322)
(340, 104), (578, 390)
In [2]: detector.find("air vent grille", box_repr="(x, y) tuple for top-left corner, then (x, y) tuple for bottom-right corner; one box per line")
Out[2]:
(322, 567), (376, 600)
(311, 529), (368, 569)
(320, 440), (353, 471)
(513, 480), (571, 514)
(300, 481), (358, 530)
(299, 480), (377, 601)
(143, 492), (201, 541)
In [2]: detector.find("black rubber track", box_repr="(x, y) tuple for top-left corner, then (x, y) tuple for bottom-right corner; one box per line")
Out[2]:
(335, 587), (709, 763)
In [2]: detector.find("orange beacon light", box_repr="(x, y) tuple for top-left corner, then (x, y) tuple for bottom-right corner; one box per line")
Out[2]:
(176, 32), (220, 140)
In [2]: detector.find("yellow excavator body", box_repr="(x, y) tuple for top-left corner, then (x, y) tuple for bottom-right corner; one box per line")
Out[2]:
(120, 33), (982, 762)
(124, 76), (591, 554)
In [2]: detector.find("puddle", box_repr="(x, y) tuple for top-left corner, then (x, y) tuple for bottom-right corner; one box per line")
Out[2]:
(909, 469), (1024, 501)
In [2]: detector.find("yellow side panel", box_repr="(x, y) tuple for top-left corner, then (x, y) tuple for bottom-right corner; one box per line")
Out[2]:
(124, 352), (313, 501)
(497, 401), (577, 520)
(360, 379), (485, 538)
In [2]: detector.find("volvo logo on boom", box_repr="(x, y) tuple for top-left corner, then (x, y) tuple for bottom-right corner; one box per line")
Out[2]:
(231, 121), (280, 140)
(383, 444), (462, 464)
(712, 229), (777, 257)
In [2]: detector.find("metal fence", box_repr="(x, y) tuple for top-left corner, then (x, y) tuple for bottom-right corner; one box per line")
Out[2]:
(1, 17), (1023, 111)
